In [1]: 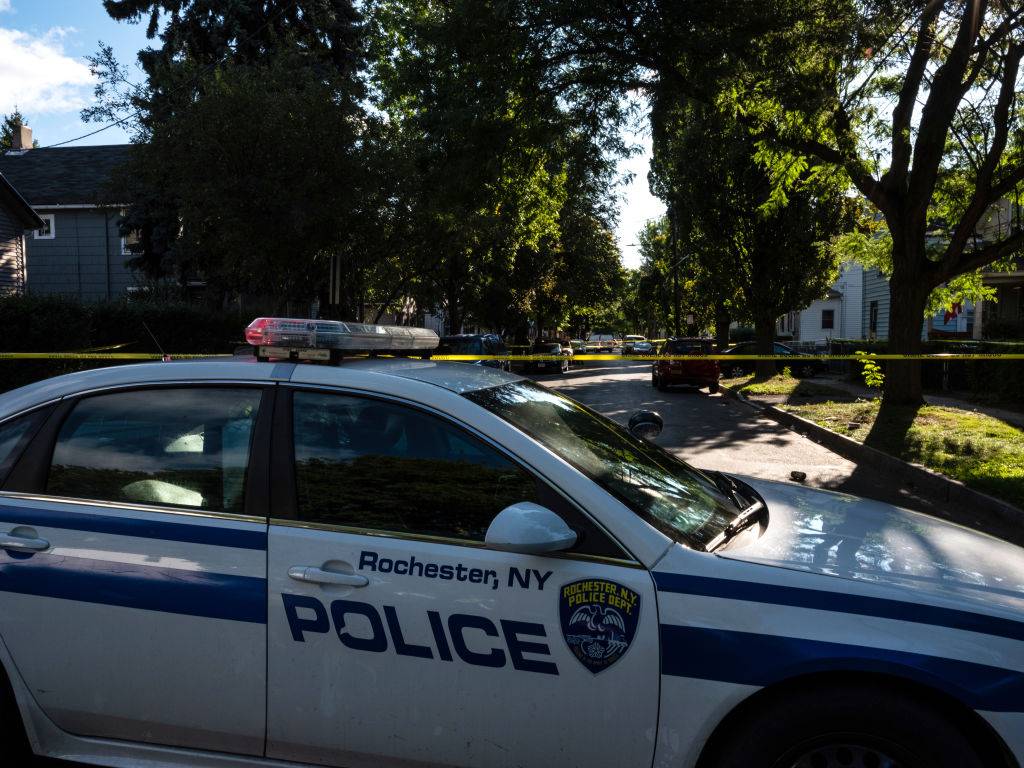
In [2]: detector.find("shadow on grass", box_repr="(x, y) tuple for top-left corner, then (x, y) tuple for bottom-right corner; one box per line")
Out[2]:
(860, 400), (923, 457)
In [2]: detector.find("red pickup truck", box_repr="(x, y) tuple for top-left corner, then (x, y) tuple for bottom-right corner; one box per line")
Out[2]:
(652, 337), (720, 394)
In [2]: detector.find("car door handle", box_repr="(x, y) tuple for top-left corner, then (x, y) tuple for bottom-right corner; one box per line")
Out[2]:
(0, 533), (49, 552)
(287, 566), (368, 587)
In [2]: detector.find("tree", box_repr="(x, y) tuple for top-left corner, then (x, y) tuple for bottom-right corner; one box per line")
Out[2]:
(536, 0), (1024, 402)
(367, 0), (623, 335)
(86, 0), (367, 308)
(0, 109), (39, 150)
(654, 101), (851, 379)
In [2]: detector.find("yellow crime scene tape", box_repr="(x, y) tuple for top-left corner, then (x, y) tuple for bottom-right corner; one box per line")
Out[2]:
(430, 353), (1024, 361)
(0, 352), (1020, 361)
(0, 352), (233, 360)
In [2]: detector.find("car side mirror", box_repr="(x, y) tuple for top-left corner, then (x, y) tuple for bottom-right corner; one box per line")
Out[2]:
(628, 409), (663, 440)
(485, 502), (577, 555)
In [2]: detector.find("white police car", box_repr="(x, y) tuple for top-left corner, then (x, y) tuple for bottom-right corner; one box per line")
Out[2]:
(0, 319), (1020, 768)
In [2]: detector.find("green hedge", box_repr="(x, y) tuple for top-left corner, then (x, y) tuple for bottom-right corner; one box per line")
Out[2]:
(829, 338), (1024, 403)
(0, 295), (250, 394)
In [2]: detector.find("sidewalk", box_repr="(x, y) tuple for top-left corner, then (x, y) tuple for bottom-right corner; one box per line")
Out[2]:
(818, 376), (1024, 429)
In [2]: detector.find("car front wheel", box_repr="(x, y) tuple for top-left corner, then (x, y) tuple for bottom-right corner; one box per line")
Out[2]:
(727, 364), (746, 378)
(706, 684), (985, 768)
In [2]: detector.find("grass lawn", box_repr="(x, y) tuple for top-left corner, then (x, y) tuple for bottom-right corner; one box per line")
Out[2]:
(781, 399), (1024, 510)
(721, 373), (851, 399)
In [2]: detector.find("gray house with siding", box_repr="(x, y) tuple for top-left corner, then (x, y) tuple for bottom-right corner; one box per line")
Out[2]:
(0, 171), (43, 295)
(0, 135), (137, 301)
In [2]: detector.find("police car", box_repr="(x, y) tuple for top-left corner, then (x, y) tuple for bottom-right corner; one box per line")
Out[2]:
(0, 318), (1020, 768)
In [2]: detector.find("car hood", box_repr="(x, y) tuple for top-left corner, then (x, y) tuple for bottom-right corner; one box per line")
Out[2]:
(721, 477), (1024, 615)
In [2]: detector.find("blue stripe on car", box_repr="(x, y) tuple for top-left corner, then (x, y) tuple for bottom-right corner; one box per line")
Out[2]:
(653, 571), (1024, 642)
(0, 504), (266, 550)
(660, 623), (1024, 712)
(0, 551), (266, 623)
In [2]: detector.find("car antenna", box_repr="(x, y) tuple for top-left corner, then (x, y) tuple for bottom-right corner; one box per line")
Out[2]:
(141, 320), (171, 362)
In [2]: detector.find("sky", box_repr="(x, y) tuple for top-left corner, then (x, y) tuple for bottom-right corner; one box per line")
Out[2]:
(0, 0), (664, 268)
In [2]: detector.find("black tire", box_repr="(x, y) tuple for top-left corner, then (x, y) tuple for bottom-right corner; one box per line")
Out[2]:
(727, 364), (746, 378)
(708, 382), (720, 394)
(706, 685), (985, 768)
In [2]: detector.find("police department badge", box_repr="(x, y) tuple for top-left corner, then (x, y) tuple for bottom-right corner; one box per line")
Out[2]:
(559, 579), (640, 673)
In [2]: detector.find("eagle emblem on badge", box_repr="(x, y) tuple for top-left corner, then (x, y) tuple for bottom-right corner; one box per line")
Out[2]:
(559, 579), (640, 673)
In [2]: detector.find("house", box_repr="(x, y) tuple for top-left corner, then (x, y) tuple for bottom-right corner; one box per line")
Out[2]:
(780, 261), (975, 343)
(0, 127), (137, 301)
(777, 262), (865, 343)
(0, 169), (43, 295)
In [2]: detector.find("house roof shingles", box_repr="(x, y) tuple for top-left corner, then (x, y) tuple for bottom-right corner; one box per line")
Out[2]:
(0, 171), (43, 229)
(0, 145), (133, 207)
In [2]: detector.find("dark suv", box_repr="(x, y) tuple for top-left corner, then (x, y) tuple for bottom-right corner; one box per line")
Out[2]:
(436, 334), (510, 371)
(652, 338), (720, 393)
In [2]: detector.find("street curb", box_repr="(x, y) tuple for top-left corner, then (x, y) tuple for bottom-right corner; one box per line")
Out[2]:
(719, 384), (1024, 530)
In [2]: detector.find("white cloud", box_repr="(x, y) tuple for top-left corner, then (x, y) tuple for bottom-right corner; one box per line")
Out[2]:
(0, 26), (94, 115)
(0, 2), (12, 13)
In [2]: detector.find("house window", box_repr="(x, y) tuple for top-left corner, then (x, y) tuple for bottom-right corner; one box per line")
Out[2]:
(821, 309), (835, 330)
(34, 214), (55, 239)
(869, 301), (879, 335)
(121, 229), (141, 255)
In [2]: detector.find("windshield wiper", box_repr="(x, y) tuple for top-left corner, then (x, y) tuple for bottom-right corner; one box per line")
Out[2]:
(704, 500), (765, 553)
(709, 470), (748, 510)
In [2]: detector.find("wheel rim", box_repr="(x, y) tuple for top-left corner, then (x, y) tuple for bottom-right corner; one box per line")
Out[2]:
(780, 738), (913, 768)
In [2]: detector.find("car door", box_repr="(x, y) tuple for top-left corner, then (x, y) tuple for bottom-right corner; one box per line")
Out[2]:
(0, 385), (271, 755)
(267, 387), (659, 768)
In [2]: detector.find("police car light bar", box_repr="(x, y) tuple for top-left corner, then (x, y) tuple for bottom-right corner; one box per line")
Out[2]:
(245, 317), (438, 360)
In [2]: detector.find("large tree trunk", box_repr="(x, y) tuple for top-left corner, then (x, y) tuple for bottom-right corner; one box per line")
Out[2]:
(753, 316), (776, 380)
(883, 246), (930, 405)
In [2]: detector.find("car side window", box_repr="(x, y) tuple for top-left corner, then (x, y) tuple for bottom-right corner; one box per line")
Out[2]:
(0, 411), (46, 483)
(292, 391), (540, 541)
(47, 388), (262, 513)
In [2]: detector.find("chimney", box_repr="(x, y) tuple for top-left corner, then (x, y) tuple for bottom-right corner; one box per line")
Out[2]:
(11, 125), (32, 150)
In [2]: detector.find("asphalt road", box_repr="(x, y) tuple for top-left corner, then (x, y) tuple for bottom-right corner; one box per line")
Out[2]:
(534, 359), (963, 520)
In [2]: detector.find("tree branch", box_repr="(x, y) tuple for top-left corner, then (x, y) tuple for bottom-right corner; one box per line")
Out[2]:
(943, 42), (1023, 269)
(908, 0), (988, 213)
(889, 0), (943, 184)
(934, 228), (1024, 281)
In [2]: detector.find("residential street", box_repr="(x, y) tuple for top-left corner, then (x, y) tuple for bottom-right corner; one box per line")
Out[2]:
(534, 360), (966, 523)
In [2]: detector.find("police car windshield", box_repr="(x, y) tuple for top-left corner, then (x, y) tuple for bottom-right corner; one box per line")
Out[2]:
(465, 381), (736, 549)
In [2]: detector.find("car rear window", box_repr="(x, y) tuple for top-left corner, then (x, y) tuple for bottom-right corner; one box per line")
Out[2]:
(438, 338), (484, 354)
(663, 341), (709, 354)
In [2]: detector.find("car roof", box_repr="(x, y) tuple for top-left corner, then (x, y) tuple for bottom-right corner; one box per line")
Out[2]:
(0, 357), (521, 417)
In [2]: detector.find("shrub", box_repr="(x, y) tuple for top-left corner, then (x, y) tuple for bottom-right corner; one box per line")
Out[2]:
(0, 295), (250, 393)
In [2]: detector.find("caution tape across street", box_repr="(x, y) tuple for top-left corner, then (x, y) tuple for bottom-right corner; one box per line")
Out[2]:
(0, 352), (1020, 361)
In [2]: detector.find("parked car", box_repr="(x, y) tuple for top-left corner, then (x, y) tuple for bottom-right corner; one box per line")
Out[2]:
(622, 335), (646, 354)
(719, 341), (827, 379)
(652, 337), (720, 393)
(568, 339), (587, 365)
(436, 334), (511, 371)
(587, 333), (620, 351)
(632, 341), (655, 355)
(528, 340), (571, 374)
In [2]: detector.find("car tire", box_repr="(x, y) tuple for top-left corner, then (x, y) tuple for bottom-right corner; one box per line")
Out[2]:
(728, 364), (746, 378)
(705, 684), (985, 768)
(798, 363), (816, 378)
(708, 382), (720, 394)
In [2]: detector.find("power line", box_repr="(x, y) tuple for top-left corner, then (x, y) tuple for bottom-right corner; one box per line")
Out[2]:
(41, 0), (299, 149)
